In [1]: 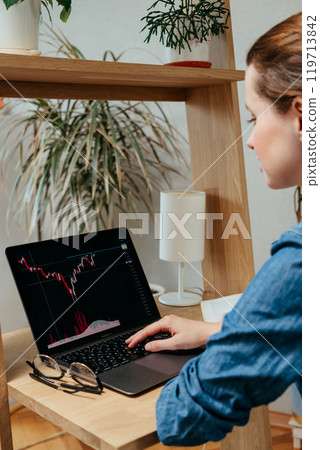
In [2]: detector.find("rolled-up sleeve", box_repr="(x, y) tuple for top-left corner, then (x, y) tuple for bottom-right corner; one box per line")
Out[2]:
(156, 223), (302, 446)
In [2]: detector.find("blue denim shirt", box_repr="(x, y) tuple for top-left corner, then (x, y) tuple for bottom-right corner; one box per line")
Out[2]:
(156, 222), (302, 446)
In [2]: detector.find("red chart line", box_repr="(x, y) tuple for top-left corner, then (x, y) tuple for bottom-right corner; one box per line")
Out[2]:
(18, 255), (95, 299)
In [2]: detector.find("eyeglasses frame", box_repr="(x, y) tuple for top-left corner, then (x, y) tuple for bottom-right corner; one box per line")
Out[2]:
(26, 355), (103, 395)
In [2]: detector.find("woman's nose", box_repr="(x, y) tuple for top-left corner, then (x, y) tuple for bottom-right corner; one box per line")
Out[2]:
(246, 132), (254, 150)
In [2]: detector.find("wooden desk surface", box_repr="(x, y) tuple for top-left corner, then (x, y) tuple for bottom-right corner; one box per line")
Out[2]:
(3, 301), (202, 450)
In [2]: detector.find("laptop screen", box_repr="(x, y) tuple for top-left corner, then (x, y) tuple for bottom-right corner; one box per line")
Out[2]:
(6, 228), (160, 355)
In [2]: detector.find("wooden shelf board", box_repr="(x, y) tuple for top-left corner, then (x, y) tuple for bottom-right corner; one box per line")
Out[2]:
(0, 54), (245, 93)
(0, 81), (186, 102)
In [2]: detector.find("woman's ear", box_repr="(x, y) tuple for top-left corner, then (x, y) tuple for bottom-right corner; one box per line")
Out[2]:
(292, 96), (302, 142)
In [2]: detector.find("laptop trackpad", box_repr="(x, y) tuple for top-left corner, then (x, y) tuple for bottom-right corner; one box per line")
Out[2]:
(134, 352), (194, 375)
(99, 352), (198, 395)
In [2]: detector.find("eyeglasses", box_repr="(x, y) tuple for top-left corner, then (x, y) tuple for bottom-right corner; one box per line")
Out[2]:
(26, 354), (103, 395)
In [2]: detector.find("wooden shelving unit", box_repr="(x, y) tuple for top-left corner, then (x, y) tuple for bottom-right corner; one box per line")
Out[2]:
(0, 53), (244, 101)
(0, 5), (272, 446)
(0, 52), (254, 296)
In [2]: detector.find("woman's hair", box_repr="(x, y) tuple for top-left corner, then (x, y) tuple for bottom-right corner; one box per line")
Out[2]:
(246, 12), (302, 113)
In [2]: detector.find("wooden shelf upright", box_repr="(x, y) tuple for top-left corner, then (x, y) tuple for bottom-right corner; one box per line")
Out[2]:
(0, 2), (272, 447)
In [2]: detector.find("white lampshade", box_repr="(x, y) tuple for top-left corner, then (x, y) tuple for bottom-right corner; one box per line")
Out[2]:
(160, 190), (206, 262)
(158, 190), (206, 307)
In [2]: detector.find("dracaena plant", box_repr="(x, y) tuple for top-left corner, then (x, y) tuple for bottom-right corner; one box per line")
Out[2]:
(142, 0), (229, 53)
(0, 27), (187, 239)
(2, 0), (72, 22)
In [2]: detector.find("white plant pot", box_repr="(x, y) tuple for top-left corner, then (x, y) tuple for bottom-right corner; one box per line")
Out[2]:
(0, 0), (41, 55)
(165, 39), (211, 67)
(164, 33), (228, 68)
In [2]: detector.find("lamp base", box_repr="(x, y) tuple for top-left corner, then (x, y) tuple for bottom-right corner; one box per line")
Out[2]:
(159, 292), (202, 307)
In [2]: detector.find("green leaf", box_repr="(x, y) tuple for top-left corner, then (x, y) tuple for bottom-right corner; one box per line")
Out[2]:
(3, 0), (20, 10)
(85, 102), (98, 166)
(91, 133), (100, 200)
(60, 6), (71, 23)
(57, 0), (71, 10)
(41, 1), (53, 25)
(57, 0), (72, 23)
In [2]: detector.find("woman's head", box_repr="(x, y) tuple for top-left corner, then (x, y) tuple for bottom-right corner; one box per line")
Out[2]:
(245, 13), (302, 189)
(246, 12), (302, 113)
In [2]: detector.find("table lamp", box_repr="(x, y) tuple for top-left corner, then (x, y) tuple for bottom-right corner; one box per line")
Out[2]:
(159, 190), (206, 306)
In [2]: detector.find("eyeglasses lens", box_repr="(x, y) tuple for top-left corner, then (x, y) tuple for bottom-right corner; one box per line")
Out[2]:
(70, 362), (98, 387)
(34, 355), (62, 378)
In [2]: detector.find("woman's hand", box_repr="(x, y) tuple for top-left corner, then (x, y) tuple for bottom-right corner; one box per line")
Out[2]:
(125, 315), (222, 352)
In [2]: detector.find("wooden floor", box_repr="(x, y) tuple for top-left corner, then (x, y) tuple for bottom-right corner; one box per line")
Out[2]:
(10, 405), (294, 450)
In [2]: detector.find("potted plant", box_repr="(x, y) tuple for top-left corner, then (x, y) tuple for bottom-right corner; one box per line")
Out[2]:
(141, 0), (229, 68)
(0, 0), (71, 55)
(0, 28), (186, 240)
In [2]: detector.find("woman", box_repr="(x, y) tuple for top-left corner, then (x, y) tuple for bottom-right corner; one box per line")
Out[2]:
(126, 12), (302, 445)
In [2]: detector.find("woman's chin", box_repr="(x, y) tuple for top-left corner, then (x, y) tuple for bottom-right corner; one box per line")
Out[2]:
(265, 176), (296, 190)
(264, 173), (280, 190)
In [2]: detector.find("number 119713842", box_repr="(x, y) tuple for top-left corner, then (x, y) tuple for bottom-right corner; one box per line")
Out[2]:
(307, 15), (317, 82)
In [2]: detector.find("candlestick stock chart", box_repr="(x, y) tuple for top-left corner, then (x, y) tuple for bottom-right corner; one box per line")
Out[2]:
(6, 229), (159, 355)
(16, 246), (126, 351)
(18, 254), (96, 300)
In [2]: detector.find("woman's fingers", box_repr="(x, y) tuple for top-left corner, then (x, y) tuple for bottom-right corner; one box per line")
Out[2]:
(125, 317), (170, 348)
(125, 315), (222, 352)
(144, 337), (176, 352)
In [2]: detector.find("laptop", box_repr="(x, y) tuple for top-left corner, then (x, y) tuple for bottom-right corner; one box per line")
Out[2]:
(6, 227), (200, 395)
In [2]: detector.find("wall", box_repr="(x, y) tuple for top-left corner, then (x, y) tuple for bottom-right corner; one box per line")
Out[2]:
(0, 0), (301, 413)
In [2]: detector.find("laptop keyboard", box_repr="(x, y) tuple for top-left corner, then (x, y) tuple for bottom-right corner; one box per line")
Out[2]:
(58, 331), (171, 375)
